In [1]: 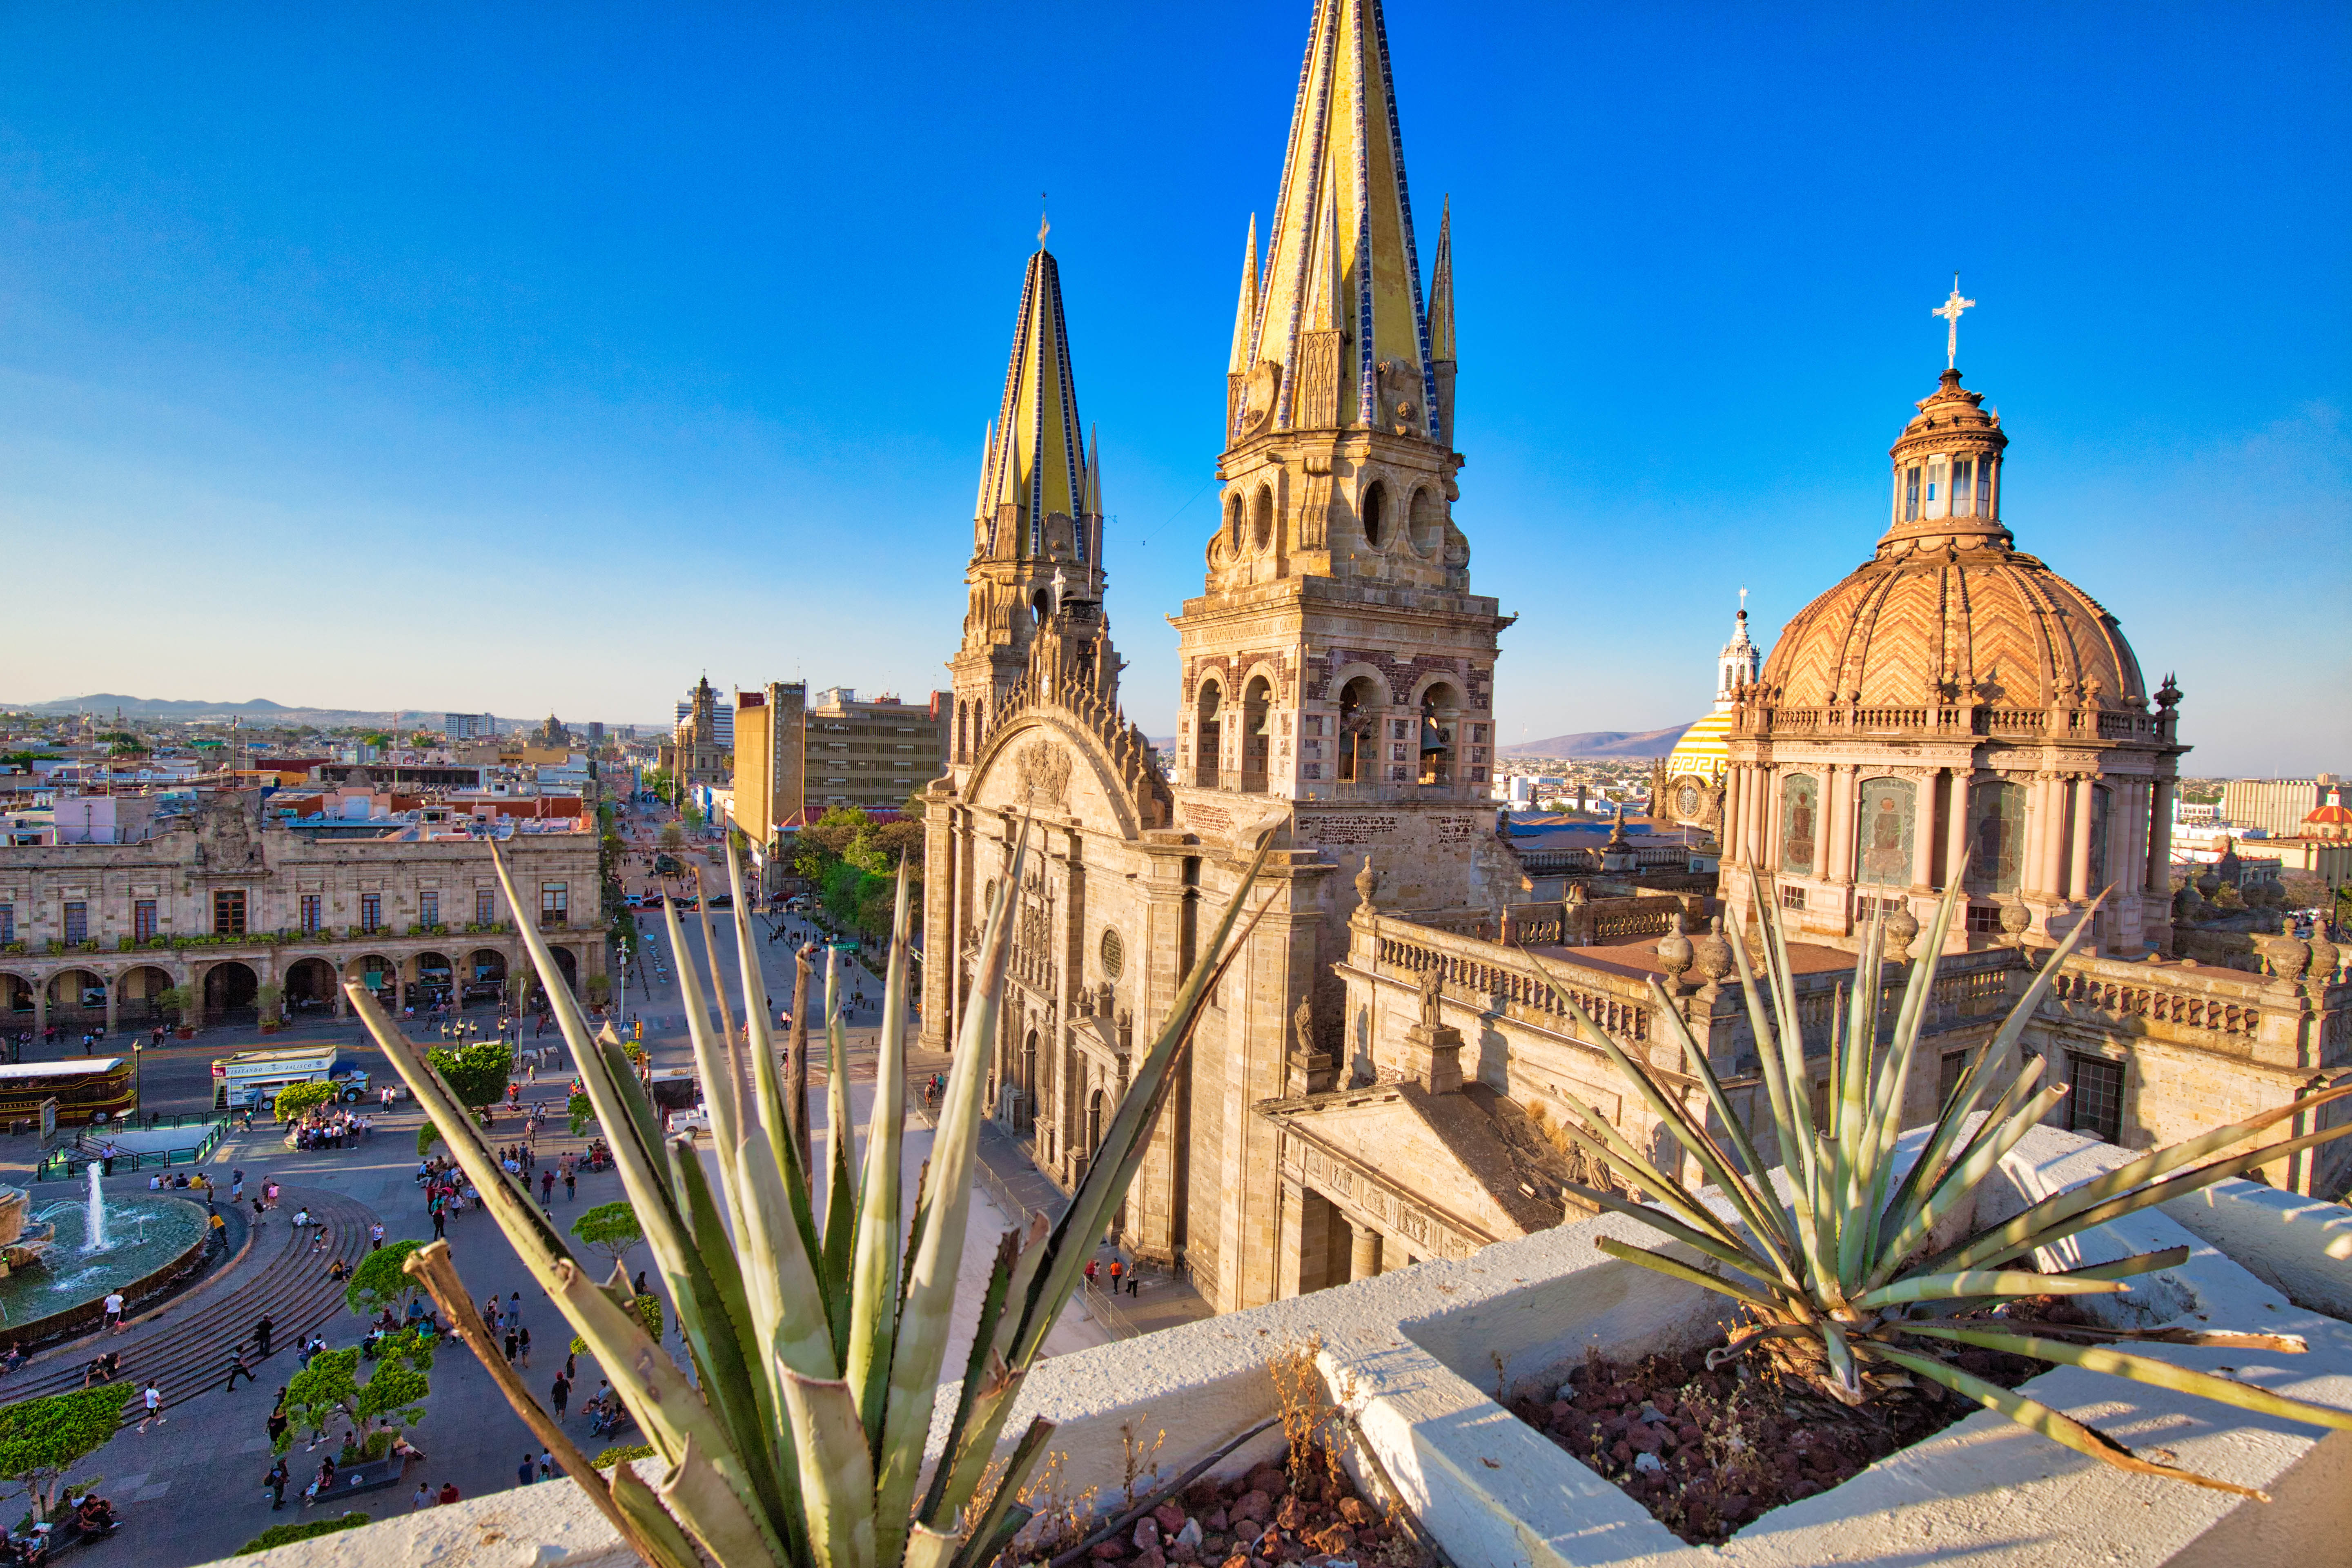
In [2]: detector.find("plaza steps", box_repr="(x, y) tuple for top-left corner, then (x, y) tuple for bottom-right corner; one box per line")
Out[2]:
(1, 1186), (372, 1425)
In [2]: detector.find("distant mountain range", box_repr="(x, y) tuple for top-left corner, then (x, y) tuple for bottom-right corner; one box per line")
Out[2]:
(1500, 725), (1691, 759)
(12, 694), (668, 731)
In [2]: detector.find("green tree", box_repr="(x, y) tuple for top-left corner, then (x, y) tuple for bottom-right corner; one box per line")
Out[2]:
(0, 1385), (130, 1523)
(237, 1512), (370, 1554)
(570, 1201), (643, 1269)
(276, 1336), (434, 1458)
(345, 1239), (427, 1319)
(567, 1092), (595, 1136)
(659, 823), (685, 853)
(428, 1040), (512, 1108)
(272, 1080), (336, 1122)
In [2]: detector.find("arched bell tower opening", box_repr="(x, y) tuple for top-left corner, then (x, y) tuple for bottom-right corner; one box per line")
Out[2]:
(1336, 676), (1382, 784)
(1241, 675), (1274, 793)
(1418, 682), (1461, 787)
(1194, 680), (1224, 789)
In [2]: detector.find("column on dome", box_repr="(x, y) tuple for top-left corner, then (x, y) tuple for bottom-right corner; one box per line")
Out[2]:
(2146, 778), (2176, 895)
(2037, 774), (2069, 903)
(1942, 768), (1972, 896)
(1910, 769), (1938, 891)
(2068, 776), (2096, 902)
(1824, 766), (1855, 886)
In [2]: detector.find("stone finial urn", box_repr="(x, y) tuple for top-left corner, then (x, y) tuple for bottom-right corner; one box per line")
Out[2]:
(2000, 901), (2032, 947)
(1693, 915), (1735, 989)
(2256, 934), (2311, 981)
(2306, 934), (2341, 984)
(1656, 911), (1695, 993)
(1354, 854), (1379, 911)
(1885, 902), (1921, 961)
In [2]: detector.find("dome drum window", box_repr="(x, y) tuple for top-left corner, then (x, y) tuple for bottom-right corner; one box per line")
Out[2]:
(1855, 777), (1916, 887)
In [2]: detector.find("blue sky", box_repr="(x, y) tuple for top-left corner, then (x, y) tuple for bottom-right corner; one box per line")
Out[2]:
(1, 3), (2344, 773)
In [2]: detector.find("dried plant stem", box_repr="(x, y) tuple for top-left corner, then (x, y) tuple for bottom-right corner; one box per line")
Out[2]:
(401, 1239), (692, 1568)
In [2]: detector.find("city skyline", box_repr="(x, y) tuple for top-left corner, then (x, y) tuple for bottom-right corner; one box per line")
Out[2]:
(1, 4), (2344, 773)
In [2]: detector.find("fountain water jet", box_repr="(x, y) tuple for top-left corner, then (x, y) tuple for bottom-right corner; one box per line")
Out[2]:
(83, 1164), (108, 1253)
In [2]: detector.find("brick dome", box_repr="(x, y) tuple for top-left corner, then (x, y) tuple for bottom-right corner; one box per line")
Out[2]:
(1754, 369), (2147, 715)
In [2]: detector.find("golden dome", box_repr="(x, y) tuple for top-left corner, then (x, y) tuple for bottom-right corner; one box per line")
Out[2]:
(1755, 370), (2147, 714)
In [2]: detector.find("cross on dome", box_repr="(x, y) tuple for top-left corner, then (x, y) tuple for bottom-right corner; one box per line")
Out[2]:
(1932, 275), (1976, 370)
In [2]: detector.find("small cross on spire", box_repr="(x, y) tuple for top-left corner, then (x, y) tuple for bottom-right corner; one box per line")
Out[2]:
(1932, 274), (1975, 370)
(1038, 191), (1049, 248)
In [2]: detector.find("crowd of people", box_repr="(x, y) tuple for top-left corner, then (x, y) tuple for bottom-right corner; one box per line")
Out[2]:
(283, 1105), (374, 1152)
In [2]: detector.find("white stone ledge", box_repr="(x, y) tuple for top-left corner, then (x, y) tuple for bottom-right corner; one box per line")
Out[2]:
(214, 1126), (2352, 1568)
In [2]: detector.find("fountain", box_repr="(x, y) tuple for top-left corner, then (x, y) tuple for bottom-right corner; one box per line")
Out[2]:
(0, 1178), (206, 1350)
(83, 1164), (107, 1253)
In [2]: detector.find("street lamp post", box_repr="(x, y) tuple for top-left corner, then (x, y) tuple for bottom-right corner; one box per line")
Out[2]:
(132, 1040), (143, 1122)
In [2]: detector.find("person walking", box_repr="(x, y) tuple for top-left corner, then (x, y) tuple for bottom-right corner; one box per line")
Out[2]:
(516, 1325), (531, 1368)
(230, 1169), (245, 1201)
(503, 1327), (518, 1365)
(410, 1481), (432, 1511)
(1107, 1258), (1123, 1295)
(254, 1314), (274, 1357)
(537, 1450), (554, 1482)
(507, 1290), (523, 1329)
(137, 1380), (165, 1432)
(563, 1167), (576, 1201)
(516, 1452), (536, 1488)
(102, 1290), (125, 1334)
(436, 1481), (461, 1506)
(368, 1222), (384, 1251)
(225, 1345), (256, 1391)
(431, 1206), (445, 1241)
(265, 1458), (290, 1510)
(550, 1371), (570, 1423)
(539, 1168), (555, 1205)
(266, 1396), (289, 1450)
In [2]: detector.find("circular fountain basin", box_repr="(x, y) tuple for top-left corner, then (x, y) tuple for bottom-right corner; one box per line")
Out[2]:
(0, 1196), (209, 1348)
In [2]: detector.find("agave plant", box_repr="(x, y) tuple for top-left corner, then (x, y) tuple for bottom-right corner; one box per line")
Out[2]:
(1522, 873), (2352, 1497)
(347, 820), (1275, 1566)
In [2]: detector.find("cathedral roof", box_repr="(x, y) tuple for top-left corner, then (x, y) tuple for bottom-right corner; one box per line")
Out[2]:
(1756, 369), (2147, 715)
(1662, 707), (1735, 782)
(976, 246), (1092, 556)
(1233, 0), (1446, 443)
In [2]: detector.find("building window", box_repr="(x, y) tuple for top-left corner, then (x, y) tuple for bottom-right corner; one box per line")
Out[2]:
(1855, 776), (1917, 886)
(1779, 885), (1807, 910)
(2087, 786), (2113, 897)
(361, 893), (383, 933)
(1977, 463), (1992, 514)
(540, 884), (569, 928)
(212, 890), (247, 936)
(1780, 773), (1819, 876)
(1303, 763), (1321, 779)
(1, 903), (15, 944)
(1964, 904), (2005, 934)
(1904, 467), (1921, 521)
(300, 895), (322, 935)
(1951, 459), (1974, 517)
(2069, 1053), (2125, 1144)
(1938, 1049), (1969, 1110)
(135, 900), (158, 941)
(476, 888), (495, 927)
(1964, 780), (2028, 895)
(419, 891), (439, 929)
(64, 902), (89, 945)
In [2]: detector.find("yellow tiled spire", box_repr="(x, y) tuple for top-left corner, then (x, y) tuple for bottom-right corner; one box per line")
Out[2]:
(977, 246), (1090, 562)
(1235, 0), (1442, 446)
(1227, 215), (1259, 377)
(1428, 195), (1454, 363)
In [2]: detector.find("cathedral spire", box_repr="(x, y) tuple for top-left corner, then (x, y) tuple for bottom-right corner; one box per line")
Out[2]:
(1226, 216), (1259, 377)
(978, 245), (1090, 562)
(1428, 195), (1454, 362)
(1234, 0), (1440, 448)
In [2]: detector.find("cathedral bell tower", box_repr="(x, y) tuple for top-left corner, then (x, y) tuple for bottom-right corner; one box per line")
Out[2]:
(949, 242), (1107, 777)
(1175, 0), (1510, 837)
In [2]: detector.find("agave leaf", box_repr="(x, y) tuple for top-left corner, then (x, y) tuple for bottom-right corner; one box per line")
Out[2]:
(1718, 904), (1824, 1294)
(822, 948), (860, 1359)
(1859, 880), (1967, 1264)
(1545, 1086), (1752, 1253)
(781, 1368), (880, 1568)
(872, 818), (1029, 1568)
(1860, 1341), (2270, 1500)
(988, 1207), (1054, 1368)
(2051, 1245), (2191, 1283)
(1642, 974), (1796, 1262)
(609, 1459), (711, 1568)
(1871, 1062), (2062, 1276)
(1895, 1324), (2352, 1430)
(658, 1431), (792, 1568)
(1948, 1083), (2352, 1274)
(725, 842), (802, 1207)
(904, 1525), (963, 1568)
(789, 942), (815, 1177)
(1561, 1179), (1792, 1290)
(847, 863), (914, 1450)
(666, 1132), (801, 1550)
(691, 867), (745, 1102)
(959, 1503), (1034, 1568)
(1939, 1121), (2352, 1276)
(1848, 1270), (2128, 1310)
(1595, 1234), (1784, 1311)
(1895, 1317), (2305, 1351)
(726, 1125), (839, 1383)
(919, 1231), (1021, 1526)
(1818, 1318), (1864, 1404)
(948, 1417), (1055, 1568)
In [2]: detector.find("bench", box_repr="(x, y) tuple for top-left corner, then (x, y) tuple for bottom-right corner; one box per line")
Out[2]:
(314, 1453), (415, 1502)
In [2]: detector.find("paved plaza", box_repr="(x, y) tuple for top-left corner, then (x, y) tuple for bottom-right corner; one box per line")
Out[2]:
(0, 825), (1203, 1566)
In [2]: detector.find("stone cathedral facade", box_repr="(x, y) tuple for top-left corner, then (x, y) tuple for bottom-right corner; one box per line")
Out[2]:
(922, 0), (2352, 1314)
